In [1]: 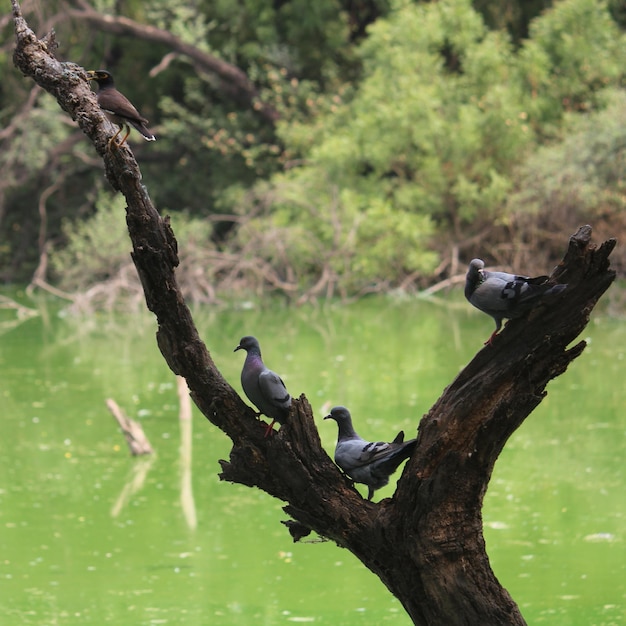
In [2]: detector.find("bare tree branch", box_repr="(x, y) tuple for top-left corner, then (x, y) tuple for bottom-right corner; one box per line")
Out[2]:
(63, 0), (279, 123)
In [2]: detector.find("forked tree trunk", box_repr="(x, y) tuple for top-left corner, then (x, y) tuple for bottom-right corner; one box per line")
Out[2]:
(12, 4), (616, 624)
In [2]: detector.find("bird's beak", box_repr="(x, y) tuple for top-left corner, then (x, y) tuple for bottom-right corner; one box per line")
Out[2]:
(234, 345), (242, 352)
(323, 414), (331, 420)
(86, 70), (96, 80)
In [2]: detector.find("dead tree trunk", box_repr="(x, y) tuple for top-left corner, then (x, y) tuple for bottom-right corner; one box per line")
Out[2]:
(12, 4), (616, 624)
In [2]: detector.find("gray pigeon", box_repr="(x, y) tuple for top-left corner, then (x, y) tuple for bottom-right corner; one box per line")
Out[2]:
(324, 406), (417, 500)
(465, 258), (567, 345)
(235, 336), (291, 436)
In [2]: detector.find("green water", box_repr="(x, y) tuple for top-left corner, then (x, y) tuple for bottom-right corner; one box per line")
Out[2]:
(0, 293), (624, 625)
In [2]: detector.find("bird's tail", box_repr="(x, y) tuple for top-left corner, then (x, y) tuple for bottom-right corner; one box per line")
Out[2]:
(374, 439), (417, 476)
(546, 284), (567, 296)
(130, 119), (156, 141)
(518, 281), (567, 306)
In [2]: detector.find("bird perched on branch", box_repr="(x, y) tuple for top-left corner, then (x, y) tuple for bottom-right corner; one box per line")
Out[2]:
(235, 336), (292, 437)
(86, 69), (156, 147)
(465, 258), (567, 345)
(324, 406), (417, 500)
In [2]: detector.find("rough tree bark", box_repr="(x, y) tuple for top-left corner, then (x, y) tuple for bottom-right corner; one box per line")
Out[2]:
(12, 4), (616, 624)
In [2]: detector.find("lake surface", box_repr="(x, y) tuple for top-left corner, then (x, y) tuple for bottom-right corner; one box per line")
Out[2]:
(0, 292), (624, 625)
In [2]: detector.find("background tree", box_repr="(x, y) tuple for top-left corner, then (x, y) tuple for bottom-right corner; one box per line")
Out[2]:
(249, 0), (626, 292)
(2, 0), (625, 302)
(505, 90), (626, 272)
(11, 4), (617, 624)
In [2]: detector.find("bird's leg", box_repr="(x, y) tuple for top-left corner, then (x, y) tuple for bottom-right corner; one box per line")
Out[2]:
(119, 124), (131, 146)
(107, 125), (123, 150)
(484, 320), (503, 346)
(484, 329), (499, 346)
(263, 419), (276, 438)
(367, 487), (374, 500)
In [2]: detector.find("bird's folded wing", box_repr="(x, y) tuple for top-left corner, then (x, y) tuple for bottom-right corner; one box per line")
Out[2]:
(336, 439), (394, 470)
(258, 369), (289, 404)
(502, 279), (550, 305)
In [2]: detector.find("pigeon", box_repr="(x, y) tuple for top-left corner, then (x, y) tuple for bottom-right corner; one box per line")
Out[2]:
(324, 406), (417, 500)
(234, 336), (291, 436)
(465, 258), (567, 345)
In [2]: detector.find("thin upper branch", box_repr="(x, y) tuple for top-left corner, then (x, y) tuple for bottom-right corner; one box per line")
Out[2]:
(63, 1), (279, 123)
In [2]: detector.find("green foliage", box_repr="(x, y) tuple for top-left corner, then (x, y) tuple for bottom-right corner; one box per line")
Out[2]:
(218, 0), (626, 296)
(0, 97), (70, 187)
(508, 89), (626, 219)
(188, 0), (357, 79)
(146, 2), (213, 49)
(275, 0), (533, 245)
(518, 0), (626, 132)
(4, 0), (626, 295)
(231, 169), (437, 295)
(135, 0), (363, 215)
(51, 192), (131, 289)
(51, 191), (216, 296)
(218, 0), (626, 294)
(472, 0), (554, 46)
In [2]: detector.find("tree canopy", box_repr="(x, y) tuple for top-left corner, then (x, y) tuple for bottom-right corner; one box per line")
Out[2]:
(2, 0), (626, 303)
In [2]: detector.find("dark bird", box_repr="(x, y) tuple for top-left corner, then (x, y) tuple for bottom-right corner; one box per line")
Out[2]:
(465, 258), (567, 345)
(234, 336), (292, 437)
(86, 70), (156, 146)
(324, 406), (417, 500)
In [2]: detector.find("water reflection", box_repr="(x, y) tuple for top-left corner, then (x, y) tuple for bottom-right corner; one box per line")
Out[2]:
(110, 456), (155, 518)
(177, 376), (197, 531)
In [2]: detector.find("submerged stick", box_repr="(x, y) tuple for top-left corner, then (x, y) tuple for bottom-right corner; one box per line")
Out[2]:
(106, 398), (154, 456)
